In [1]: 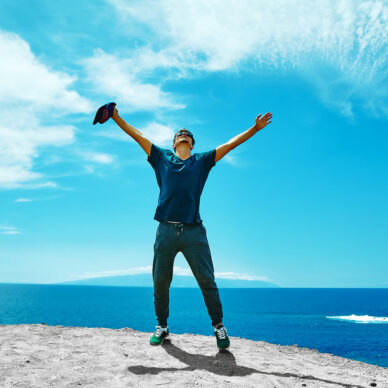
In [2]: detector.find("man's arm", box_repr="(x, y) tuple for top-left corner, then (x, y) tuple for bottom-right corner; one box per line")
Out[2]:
(215, 112), (272, 163)
(111, 107), (152, 157)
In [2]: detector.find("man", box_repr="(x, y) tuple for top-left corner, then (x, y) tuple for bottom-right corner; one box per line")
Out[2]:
(109, 106), (272, 349)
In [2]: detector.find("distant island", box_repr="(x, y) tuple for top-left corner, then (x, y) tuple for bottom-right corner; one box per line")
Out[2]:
(56, 274), (278, 288)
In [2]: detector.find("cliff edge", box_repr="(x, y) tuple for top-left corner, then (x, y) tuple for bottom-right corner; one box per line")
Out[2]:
(0, 324), (386, 387)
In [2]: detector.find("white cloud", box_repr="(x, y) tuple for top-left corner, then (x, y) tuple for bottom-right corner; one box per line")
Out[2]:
(13, 195), (63, 203)
(0, 114), (75, 189)
(0, 225), (21, 235)
(84, 165), (95, 174)
(72, 265), (269, 281)
(108, 0), (388, 117)
(18, 181), (58, 189)
(0, 31), (91, 113)
(93, 121), (174, 147)
(93, 129), (131, 142)
(223, 154), (239, 166)
(216, 272), (269, 281)
(0, 31), (93, 189)
(82, 49), (185, 112)
(80, 152), (114, 164)
(141, 122), (175, 146)
(75, 266), (153, 280)
(14, 198), (33, 202)
(78, 151), (115, 176)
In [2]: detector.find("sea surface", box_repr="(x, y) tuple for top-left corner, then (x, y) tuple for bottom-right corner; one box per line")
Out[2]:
(0, 284), (387, 368)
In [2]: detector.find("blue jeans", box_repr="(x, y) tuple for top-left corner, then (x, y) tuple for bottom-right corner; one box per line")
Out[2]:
(152, 221), (223, 327)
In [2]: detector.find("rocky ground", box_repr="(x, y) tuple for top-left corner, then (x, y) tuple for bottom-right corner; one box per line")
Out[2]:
(0, 324), (386, 387)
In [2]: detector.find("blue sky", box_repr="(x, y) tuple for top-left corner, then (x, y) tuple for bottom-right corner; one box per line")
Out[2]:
(0, 0), (387, 287)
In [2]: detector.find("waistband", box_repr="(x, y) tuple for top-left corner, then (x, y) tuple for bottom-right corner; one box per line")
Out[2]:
(161, 221), (202, 227)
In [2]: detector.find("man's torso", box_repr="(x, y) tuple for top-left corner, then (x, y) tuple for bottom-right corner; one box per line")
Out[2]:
(147, 144), (216, 224)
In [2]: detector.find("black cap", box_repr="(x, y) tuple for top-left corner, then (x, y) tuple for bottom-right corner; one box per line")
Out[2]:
(93, 102), (116, 125)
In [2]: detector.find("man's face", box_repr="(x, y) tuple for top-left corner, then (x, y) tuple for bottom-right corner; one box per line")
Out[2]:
(174, 131), (193, 150)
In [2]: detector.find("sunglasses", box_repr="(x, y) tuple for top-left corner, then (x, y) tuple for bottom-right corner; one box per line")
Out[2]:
(176, 131), (193, 139)
(177, 131), (191, 137)
(174, 129), (195, 147)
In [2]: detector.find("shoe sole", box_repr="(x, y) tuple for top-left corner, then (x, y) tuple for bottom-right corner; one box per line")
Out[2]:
(217, 339), (230, 350)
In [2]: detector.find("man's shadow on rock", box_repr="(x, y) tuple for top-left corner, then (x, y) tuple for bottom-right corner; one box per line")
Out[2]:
(128, 339), (255, 377)
(127, 339), (367, 388)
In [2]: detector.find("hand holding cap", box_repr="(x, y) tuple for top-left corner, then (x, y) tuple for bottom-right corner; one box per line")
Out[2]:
(93, 102), (117, 125)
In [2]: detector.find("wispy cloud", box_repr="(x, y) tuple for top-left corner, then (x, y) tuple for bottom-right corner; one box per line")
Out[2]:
(74, 266), (153, 280)
(13, 195), (64, 203)
(0, 114), (75, 189)
(107, 0), (388, 117)
(82, 49), (185, 112)
(216, 272), (269, 281)
(0, 31), (92, 189)
(141, 122), (175, 146)
(77, 151), (116, 175)
(94, 121), (175, 147)
(93, 129), (131, 142)
(0, 31), (91, 112)
(80, 152), (114, 164)
(0, 225), (21, 235)
(223, 154), (240, 167)
(72, 265), (269, 281)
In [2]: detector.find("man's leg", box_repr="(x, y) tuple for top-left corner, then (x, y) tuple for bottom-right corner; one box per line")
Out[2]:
(152, 222), (179, 326)
(180, 223), (223, 327)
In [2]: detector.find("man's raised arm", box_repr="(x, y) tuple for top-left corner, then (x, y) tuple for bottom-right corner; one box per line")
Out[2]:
(215, 112), (272, 163)
(111, 107), (152, 157)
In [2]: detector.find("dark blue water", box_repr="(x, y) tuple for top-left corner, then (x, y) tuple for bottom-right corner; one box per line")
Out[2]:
(0, 284), (387, 367)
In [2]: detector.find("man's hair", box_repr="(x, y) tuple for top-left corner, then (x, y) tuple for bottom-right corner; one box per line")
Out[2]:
(173, 128), (195, 150)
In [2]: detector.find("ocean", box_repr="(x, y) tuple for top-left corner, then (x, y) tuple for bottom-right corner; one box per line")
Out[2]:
(0, 284), (387, 368)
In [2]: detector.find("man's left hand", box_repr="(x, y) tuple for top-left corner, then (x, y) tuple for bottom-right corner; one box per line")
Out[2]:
(255, 112), (272, 131)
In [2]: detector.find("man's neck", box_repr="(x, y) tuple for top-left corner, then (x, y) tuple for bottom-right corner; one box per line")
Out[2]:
(175, 145), (192, 160)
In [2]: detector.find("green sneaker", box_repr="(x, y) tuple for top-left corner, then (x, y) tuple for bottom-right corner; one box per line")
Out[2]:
(214, 324), (230, 349)
(150, 325), (169, 346)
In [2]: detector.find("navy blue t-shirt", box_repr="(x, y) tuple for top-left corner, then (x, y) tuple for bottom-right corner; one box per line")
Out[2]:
(147, 144), (216, 224)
